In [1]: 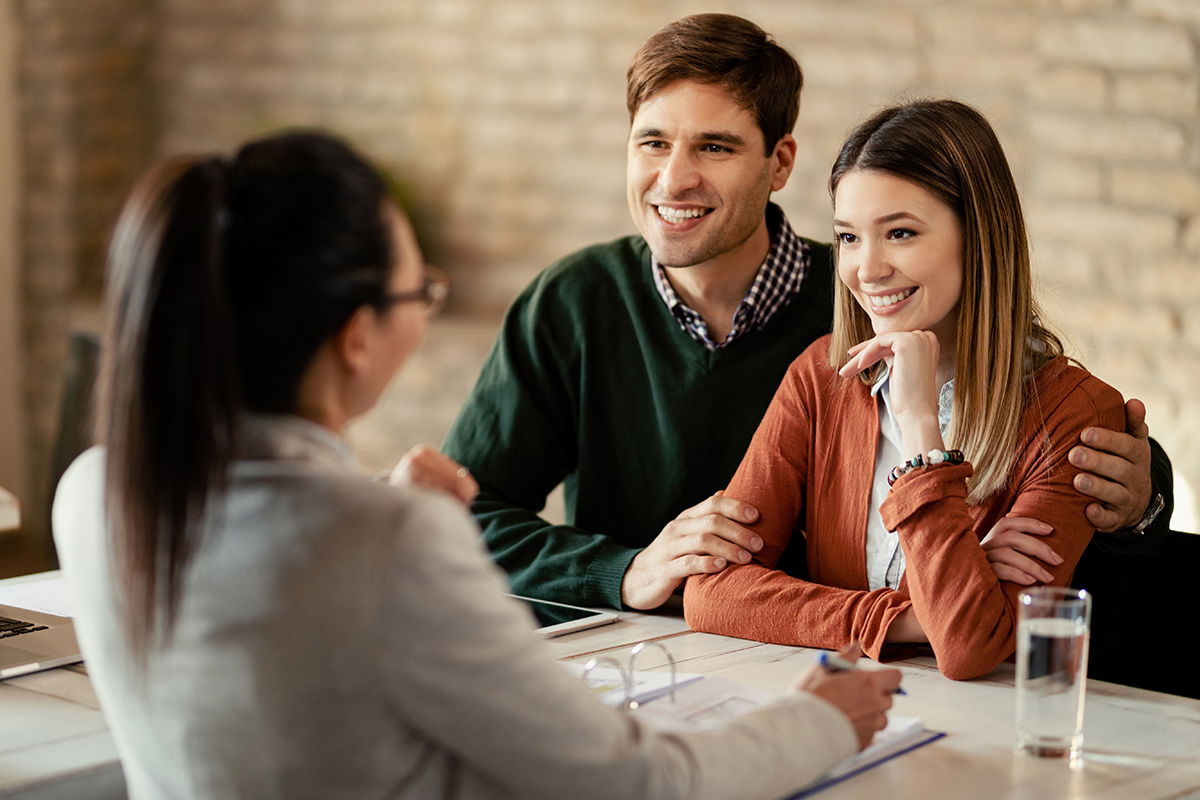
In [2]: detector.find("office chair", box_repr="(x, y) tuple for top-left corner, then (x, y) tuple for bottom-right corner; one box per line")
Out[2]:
(43, 330), (101, 567)
(1073, 528), (1200, 700)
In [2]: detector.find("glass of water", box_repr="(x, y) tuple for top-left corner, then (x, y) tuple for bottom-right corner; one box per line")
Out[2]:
(1015, 587), (1091, 762)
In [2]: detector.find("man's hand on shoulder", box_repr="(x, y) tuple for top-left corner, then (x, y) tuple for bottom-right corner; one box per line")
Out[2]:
(1068, 398), (1153, 532)
(620, 492), (763, 610)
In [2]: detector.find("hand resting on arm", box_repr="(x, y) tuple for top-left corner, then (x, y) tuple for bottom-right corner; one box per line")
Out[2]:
(622, 491), (763, 610)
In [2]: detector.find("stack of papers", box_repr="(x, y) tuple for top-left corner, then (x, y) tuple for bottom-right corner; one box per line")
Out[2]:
(788, 716), (944, 798)
(0, 572), (74, 618)
(561, 662), (704, 708)
(568, 663), (944, 797)
(628, 674), (777, 728)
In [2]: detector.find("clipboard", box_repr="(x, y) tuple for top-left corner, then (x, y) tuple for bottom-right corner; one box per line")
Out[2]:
(786, 718), (946, 798)
(570, 640), (945, 795)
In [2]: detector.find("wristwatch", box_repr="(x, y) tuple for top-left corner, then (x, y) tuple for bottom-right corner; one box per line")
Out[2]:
(1129, 492), (1165, 535)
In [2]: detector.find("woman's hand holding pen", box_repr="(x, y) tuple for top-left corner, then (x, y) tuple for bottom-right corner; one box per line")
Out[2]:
(792, 644), (902, 750)
(839, 331), (944, 456)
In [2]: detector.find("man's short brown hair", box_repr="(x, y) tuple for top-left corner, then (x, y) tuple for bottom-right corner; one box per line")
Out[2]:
(626, 14), (803, 155)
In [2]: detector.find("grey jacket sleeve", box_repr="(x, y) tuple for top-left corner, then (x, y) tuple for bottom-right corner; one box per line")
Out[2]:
(371, 491), (859, 800)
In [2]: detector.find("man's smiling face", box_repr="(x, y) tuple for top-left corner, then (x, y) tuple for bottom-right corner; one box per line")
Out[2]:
(626, 80), (793, 270)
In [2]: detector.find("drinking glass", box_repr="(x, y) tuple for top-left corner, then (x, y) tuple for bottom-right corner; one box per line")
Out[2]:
(1015, 587), (1091, 762)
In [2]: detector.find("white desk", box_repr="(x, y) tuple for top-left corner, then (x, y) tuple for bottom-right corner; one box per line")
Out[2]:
(2, 572), (1198, 799)
(558, 618), (1200, 800)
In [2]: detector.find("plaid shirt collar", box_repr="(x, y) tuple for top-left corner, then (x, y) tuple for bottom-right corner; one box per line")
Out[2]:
(651, 203), (811, 351)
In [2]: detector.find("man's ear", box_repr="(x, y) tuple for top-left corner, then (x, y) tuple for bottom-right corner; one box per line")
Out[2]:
(770, 134), (798, 192)
(332, 306), (376, 375)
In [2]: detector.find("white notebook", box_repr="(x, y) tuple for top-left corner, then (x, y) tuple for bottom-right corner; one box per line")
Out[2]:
(788, 715), (944, 798)
(582, 663), (944, 797)
(562, 661), (704, 708)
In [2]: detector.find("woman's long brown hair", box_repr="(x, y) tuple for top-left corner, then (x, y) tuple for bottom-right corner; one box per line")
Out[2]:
(828, 100), (1063, 503)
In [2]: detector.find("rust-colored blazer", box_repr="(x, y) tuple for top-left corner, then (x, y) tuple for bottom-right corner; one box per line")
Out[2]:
(684, 336), (1124, 680)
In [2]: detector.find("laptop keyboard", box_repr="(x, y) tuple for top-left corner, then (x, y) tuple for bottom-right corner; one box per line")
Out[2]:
(0, 616), (49, 638)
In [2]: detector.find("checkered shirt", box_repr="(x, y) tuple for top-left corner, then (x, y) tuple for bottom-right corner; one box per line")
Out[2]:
(651, 204), (811, 351)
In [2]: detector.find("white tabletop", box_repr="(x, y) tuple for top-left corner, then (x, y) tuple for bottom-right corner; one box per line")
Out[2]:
(2, 573), (1198, 799)
(557, 615), (1200, 799)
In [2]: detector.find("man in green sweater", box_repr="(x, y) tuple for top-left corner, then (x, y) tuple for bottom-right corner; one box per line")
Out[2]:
(443, 13), (1171, 611)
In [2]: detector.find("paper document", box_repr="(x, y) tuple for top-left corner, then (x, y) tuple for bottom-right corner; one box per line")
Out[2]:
(0, 486), (18, 531)
(562, 662), (704, 708)
(788, 716), (945, 798)
(631, 675), (777, 729)
(615, 669), (943, 796)
(0, 572), (75, 618)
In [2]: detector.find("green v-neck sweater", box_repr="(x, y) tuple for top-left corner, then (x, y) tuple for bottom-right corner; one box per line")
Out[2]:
(443, 234), (835, 609)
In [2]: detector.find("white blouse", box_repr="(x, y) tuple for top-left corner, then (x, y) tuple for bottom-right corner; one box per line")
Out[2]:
(866, 368), (956, 591)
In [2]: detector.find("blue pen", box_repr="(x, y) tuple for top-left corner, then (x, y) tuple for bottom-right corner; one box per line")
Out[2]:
(819, 651), (907, 695)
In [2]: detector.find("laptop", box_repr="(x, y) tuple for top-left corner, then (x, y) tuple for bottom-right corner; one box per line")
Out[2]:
(0, 605), (82, 680)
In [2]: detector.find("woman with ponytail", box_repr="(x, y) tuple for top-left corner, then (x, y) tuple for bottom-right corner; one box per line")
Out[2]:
(53, 130), (900, 800)
(684, 100), (1126, 681)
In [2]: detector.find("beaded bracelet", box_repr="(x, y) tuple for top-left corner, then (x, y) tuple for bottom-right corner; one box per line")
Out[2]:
(887, 449), (965, 486)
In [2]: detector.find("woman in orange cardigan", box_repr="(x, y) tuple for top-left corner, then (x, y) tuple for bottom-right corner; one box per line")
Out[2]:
(684, 99), (1124, 680)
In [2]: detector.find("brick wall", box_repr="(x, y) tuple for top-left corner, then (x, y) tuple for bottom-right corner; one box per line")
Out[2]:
(16, 0), (155, 533)
(16, 0), (1200, 529)
(1022, 0), (1200, 529)
(0, 2), (27, 507)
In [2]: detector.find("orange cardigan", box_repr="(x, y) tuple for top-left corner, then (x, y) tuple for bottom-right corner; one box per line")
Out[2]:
(684, 336), (1124, 680)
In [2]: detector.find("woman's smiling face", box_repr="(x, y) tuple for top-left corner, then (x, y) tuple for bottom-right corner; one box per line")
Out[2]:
(833, 169), (964, 348)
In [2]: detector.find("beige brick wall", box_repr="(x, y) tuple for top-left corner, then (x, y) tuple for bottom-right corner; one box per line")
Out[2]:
(16, 0), (154, 533)
(1022, 0), (1200, 530)
(0, 1), (27, 509)
(15, 0), (1200, 530)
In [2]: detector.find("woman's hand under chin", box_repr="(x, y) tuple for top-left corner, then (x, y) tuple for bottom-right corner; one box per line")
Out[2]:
(839, 330), (945, 455)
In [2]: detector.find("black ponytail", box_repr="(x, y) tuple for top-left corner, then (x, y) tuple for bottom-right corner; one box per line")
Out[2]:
(99, 156), (238, 657)
(98, 132), (393, 657)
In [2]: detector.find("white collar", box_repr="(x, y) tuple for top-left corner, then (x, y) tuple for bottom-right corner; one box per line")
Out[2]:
(235, 413), (356, 470)
(869, 363), (955, 430)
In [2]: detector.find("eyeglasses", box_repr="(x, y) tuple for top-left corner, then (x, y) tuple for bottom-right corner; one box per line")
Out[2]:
(379, 265), (450, 317)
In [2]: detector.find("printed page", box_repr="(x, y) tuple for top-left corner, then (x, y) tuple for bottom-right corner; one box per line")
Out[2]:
(788, 716), (944, 798)
(629, 675), (777, 729)
(561, 662), (704, 708)
(0, 573), (74, 618)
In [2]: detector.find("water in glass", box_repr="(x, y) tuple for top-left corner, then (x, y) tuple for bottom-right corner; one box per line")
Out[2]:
(1015, 616), (1089, 759)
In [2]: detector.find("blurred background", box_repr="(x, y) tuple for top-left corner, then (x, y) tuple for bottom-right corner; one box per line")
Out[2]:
(1, 0), (1197, 576)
